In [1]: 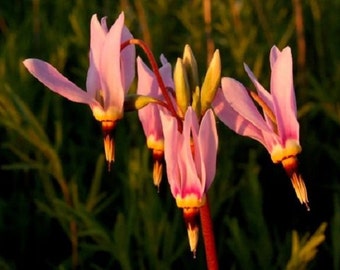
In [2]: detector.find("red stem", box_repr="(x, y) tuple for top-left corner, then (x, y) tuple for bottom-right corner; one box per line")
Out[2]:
(121, 39), (183, 131)
(200, 196), (219, 270)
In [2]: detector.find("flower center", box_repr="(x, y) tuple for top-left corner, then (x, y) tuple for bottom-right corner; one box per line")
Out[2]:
(270, 139), (302, 163)
(176, 194), (206, 208)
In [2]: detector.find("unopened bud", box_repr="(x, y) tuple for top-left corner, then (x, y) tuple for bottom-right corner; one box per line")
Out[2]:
(174, 58), (190, 117)
(182, 44), (199, 93)
(200, 49), (221, 115)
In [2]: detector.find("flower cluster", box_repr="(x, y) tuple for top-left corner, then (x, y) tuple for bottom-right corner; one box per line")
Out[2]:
(23, 11), (309, 259)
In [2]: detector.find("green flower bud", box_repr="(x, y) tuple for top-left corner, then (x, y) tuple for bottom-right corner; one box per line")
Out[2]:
(174, 58), (190, 117)
(200, 49), (221, 115)
(182, 44), (199, 93)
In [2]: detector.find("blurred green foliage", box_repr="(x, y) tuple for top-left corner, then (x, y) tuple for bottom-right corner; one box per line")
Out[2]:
(0, 0), (339, 269)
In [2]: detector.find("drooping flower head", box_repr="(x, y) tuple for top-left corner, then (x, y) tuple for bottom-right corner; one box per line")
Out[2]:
(23, 12), (135, 168)
(160, 107), (218, 254)
(213, 45), (309, 210)
(137, 55), (174, 188)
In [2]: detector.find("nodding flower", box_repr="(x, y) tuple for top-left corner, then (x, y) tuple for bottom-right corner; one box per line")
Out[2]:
(137, 55), (174, 189)
(23, 12), (136, 168)
(160, 107), (218, 255)
(213, 45), (309, 210)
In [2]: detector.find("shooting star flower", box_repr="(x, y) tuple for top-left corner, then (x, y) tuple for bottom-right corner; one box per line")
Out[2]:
(137, 55), (174, 189)
(23, 12), (135, 169)
(213, 46), (309, 210)
(160, 107), (218, 255)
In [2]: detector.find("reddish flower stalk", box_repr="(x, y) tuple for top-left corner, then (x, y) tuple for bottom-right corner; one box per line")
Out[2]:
(121, 39), (183, 130)
(200, 196), (219, 270)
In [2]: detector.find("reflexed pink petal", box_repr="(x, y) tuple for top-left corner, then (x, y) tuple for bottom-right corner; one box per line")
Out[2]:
(121, 26), (135, 93)
(160, 110), (181, 197)
(243, 63), (277, 132)
(137, 56), (173, 97)
(159, 55), (174, 90)
(137, 57), (158, 137)
(270, 47), (299, 142)
(86, 14), (107, 97)
(213, 86), (278, 152)
(160, 54), (168, 66)
(137, 57), (167, 142)
(177, 143), (202, 198)
(189, 109), (203, 190)
(220, 77), (272, 133)
(136, 57), (157, 97)
(23, 59), (97, 107)
(178, 109), (202, 197)
(137, 56), (174, 144)
(185, 107), (199, 135)
(184, 108), (202, 189)
(90, 15), (107, 56)
(86, 52), (101, 99)
(269, 45), (280, 69)
(100, 17), (108, 32)
(198, 109), (218, 190)
(100, 12), (124, 112)
(139, 104), (163, 142)
(243, 63), (274, 113)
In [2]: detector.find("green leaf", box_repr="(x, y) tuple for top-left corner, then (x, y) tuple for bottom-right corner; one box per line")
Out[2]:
(286, 222), (327, 270)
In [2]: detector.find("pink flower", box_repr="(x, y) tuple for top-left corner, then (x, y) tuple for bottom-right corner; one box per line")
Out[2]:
(160, 107), (218, 253)
(213, 45), (309, 209)
(23, 12), (135, 167)
(137, 55), (174, 188)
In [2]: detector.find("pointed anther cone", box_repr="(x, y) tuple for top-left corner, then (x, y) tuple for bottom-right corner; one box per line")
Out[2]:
(282, 156), (310, 211)
(101, 121), (117, 171)
(152, 149), (164, 191)
(183, 207), (200, 257)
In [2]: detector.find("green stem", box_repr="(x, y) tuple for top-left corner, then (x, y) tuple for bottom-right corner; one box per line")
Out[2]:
(200, 196), (219, 270)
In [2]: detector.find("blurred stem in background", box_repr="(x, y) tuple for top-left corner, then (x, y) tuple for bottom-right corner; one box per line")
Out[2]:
(203, 0), (215, 64)
(292, 0), (306, 86)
